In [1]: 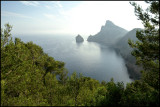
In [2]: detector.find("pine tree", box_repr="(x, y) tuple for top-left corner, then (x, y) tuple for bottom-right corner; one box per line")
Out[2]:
(128, 1), (159, 90)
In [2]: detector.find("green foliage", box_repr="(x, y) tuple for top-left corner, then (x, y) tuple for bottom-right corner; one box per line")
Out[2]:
(120, 80), (159, 106)
(104, 79), (124, 106)
(1, 24), (66, 106)
(1, 23), (12, 49)
(1, 3), (159, 104)
(129, 1), (159, 90)
(124, 1), (159, 106)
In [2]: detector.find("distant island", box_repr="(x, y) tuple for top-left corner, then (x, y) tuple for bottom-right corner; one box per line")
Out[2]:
(76, 34), (84, 43)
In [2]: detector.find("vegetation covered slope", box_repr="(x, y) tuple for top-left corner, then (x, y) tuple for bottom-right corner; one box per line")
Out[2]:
(1, 24), (123, 106)
(1, 1), (159, 106)
(1, 24), (159, 106)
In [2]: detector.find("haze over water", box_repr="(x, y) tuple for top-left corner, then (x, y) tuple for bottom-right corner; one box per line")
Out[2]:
(14, 35), (133, 84)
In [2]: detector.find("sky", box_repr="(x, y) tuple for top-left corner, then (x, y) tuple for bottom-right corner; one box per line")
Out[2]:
(1, 1), (149, 37)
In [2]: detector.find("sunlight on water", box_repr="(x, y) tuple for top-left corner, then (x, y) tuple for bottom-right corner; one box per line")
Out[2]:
(14, 35), (133, 84)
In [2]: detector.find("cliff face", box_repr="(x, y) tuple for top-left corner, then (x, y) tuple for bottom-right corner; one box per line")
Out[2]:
(113, 28), (143, 80)
(76, 34), (84, 43)
(114, 28), (141, 56)
(87, 20), (128, 45)
(86, 20), (143, 80)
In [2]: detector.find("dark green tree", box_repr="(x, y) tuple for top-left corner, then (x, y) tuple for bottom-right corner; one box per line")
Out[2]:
(120, 80), (159, 106)
(1, 23), (12, 49)
(128, 1), (159, 90)
(1, 23), (66, 106)
(121, 1), (160, 106)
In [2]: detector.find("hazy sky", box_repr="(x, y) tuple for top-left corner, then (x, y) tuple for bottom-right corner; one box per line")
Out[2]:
(1, 1), (149, 36)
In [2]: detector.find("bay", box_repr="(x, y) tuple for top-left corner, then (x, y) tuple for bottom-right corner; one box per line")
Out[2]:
(13, 35), (133, 84)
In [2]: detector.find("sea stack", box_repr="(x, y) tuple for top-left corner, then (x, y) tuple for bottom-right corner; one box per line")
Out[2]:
(76, 34), (84, 43)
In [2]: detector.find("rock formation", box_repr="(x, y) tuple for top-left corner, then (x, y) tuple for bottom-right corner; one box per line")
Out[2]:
(87, 20), (128, 45)
(76, 34), (84, 43)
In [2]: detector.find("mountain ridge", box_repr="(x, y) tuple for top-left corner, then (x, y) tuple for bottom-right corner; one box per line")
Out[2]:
(87, 20), (128, 45)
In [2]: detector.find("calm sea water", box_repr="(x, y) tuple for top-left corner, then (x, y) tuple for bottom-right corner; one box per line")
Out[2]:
(13, 35), (133, 84)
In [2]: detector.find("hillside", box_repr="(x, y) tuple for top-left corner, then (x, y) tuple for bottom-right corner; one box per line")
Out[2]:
(1, 23), (159, 106)
(113, 28), (143, 79)
(87, 20), (128, 45)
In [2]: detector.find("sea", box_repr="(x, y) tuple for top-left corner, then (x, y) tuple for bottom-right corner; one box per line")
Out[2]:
(13, 34), (133, 84)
